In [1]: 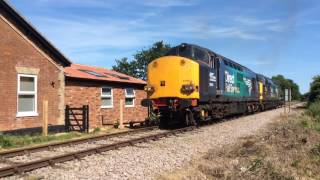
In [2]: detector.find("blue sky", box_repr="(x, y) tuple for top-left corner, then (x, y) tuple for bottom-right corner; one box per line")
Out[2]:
(9, 0), (320, 93)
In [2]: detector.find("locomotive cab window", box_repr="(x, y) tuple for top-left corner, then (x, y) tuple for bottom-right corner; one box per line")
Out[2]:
(178, 45), (193, 59)
(166, 47), (178, 56)
(193, 47), (209, 64)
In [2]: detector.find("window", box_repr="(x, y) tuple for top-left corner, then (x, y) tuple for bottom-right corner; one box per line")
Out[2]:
(79, 69), (107, 77)
(166, 47), (178, 56)
(178, 45), (193, 59)
(125, 88), (135, 107)
(17, 74), (38, 117)
(193, 47), (209, 63)
(101, 87), (113, 108)
(105, 73), (130, 80)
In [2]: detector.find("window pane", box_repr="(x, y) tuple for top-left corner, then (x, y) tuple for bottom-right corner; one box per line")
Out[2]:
(126, 88), (134, 96)
(178, 45), (192, 59)
(102, 88), (112, 96)
(102, 97), (112, 106)
(194, 48), (209, 63)
(20, 76), (35, 91)
(125, 98), (134, 106)
(18, 95), (35, 112)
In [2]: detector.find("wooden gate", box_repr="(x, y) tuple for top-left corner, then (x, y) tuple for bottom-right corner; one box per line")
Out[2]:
(65, 105), (89, 132)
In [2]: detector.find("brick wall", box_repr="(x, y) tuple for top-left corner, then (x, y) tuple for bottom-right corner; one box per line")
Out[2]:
(65, 79), (148, 128)
(0, 15), (64, 131)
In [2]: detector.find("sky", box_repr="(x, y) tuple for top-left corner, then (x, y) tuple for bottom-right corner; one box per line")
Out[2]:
(8, 0), (320, 93)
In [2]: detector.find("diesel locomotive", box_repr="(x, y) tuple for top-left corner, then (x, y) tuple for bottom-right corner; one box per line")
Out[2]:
(142, 43), (283, 127)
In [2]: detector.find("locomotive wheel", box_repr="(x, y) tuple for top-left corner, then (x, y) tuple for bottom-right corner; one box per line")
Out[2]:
(159, 112), (169, 129)
(185, 110), (196, 126)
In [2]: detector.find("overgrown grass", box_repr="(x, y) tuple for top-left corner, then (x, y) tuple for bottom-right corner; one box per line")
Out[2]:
(301, 101), (320, 132)
(306, 101), (320, 121)
(0, 132), (83, 149)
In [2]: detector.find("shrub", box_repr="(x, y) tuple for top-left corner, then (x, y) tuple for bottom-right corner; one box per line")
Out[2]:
(307, 101), (320, 121)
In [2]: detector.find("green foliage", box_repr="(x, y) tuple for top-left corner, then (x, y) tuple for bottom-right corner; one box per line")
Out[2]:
(112, 41), (171, 80)
(112, 57), (137, 78)
(0, 132), (81, 149)
(93, 127), (101, 133)
(301, 92), (310, 102)
(272, 75), (301, 100)
(309, 75), (320, 103)
(307, 101), (320, 122)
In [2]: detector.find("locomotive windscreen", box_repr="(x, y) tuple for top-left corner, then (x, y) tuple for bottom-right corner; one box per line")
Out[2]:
(166, 45), (193, 60)
(166, 44), (210, 64)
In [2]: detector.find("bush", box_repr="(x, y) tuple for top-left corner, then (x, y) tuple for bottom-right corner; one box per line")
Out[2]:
(307, 101), (320, 121)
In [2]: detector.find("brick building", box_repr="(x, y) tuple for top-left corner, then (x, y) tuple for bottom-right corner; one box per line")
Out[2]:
(64, 64), (148, 128)
(0, 0), (148, 133)
(0, 0), (71, 132)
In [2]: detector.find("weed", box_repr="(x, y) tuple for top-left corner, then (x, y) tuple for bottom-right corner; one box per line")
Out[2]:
(92, 127), (101, 133)
(269, 170), (294, 180)
(197, 164), (224, 178)
(291, 159), (300, 167)
(300, 119), (309, 128)
(247, 158), (263, 172)
(310, 144), (320, 157)
(307, 101), (320, 121)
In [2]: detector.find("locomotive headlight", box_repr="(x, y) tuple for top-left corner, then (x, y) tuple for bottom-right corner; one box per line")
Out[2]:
(144, 85), (155, 93)
(181, 84), (195, 94)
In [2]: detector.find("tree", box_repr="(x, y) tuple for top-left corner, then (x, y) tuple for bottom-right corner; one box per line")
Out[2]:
(112, 41), (171, 80)
(271, 75), (301, 100)
(112, 58), (136, 77)
(309, 75), (320, 103)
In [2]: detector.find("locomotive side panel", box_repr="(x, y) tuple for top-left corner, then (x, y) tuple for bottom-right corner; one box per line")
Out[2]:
(220, 59), (258, 101)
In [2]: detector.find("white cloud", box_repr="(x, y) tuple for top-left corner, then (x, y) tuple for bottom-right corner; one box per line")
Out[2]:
(234, 16), (279, 26)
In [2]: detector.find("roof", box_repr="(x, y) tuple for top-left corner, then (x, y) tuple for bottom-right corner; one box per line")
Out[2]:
(0, 0), (71, 66)
(65, 64), (146, 85)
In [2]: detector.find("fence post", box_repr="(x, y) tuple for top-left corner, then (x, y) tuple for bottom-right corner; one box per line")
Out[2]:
(42, 100), (48, 136)
(86, 105), (89, 133)
(82, 105), (86, 133)
(119, 100), (124, 129)
(65, 105), (69, 132)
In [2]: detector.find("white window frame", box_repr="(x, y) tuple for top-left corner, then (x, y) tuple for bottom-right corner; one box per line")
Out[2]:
(101, 87), (113, 108)
(125, 88), (135, 107)
(17, 74), (38, 117)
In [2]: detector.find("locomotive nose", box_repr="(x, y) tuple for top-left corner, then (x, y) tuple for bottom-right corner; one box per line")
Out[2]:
(146, 56), (200, 100)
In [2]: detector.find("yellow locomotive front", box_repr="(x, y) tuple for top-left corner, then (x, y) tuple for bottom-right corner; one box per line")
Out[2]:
(142, 55), (200, 126)
(146, 56), (199, 100)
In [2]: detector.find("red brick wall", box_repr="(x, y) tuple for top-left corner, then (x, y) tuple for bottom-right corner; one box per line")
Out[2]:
(65, 79), (148, 128)
(0, 16), (64, 131)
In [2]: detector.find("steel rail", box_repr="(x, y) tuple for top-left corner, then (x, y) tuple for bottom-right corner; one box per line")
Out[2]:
(0, 126), (158, 159)
(0, 126), (196, 178)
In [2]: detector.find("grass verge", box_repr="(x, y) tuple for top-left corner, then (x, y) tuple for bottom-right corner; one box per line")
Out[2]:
(0, 132), (83, 149)
(0, 126), (126, 150)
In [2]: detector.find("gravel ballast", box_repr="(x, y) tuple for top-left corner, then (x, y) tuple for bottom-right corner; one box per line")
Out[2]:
(8, 108), (285, 180)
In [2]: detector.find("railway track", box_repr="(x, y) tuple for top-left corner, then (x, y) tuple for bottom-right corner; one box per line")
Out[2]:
(0, 105), (299, 178)
(0, 126), (196, 178)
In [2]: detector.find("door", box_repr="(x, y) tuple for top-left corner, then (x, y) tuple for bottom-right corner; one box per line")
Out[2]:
(208, 56), (217, 99)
